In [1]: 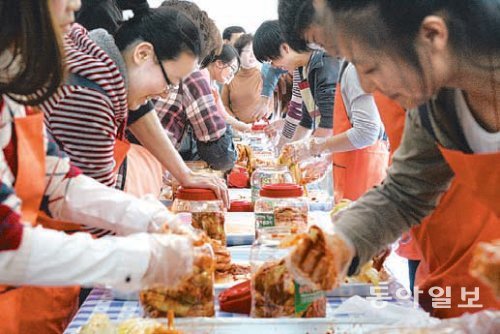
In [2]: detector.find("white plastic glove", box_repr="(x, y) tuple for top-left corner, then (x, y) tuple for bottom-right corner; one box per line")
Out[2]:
(264, 119), (285, 139)
(141, 233), (195, 289)
(286, 225), (355, 291)
(280, 137), (328, 164)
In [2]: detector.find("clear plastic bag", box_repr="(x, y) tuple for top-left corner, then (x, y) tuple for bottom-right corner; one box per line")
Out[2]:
(140, 242), (215, 317)
(250, 228), (326, 318)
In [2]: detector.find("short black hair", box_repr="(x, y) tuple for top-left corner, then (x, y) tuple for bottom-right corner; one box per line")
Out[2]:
(115, 3), (202, 61)
(161, 0), (222, 61)
(253, 20), (285, 63)
(222, 26), (246, 41)
(233, 34), (253, 56)
(278, 0), (314, 52)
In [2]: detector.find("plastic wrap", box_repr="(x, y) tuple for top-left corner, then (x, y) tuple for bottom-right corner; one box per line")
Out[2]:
(140, 242), (215, 317)
(251, 258), (326, 318)
(192, 212), (226, 245)
(250, 229), (326, 318)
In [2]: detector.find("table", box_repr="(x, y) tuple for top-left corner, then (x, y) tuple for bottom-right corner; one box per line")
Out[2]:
(65, 285), (412, 334)
(65, 190), (416, 333)
(65, 246), (416, 334)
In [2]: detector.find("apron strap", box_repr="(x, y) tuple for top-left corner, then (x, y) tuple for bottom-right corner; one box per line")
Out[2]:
(418, 104), (437, 141)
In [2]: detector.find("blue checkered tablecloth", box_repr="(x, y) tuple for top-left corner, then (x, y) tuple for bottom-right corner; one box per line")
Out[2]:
(65, 246), (415, 333)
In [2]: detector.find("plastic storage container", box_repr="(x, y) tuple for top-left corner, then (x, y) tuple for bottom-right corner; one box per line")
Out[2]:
(247, 123), (270, 152)
(250, 228), (326, 318)
(172, 187), (226, 245)
(251, 166), (293, 203)
(254, 183), (308, 237)
(140, 242), (215, 317)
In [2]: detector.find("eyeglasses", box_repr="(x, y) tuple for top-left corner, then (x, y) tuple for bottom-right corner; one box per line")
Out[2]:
(226, 62), (239, 75)
(155, 50), (179, 91)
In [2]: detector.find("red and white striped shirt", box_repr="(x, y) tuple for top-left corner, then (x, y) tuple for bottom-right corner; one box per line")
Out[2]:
(41, 24), (128, 188)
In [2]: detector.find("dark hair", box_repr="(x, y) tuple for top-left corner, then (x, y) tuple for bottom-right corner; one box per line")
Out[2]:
(325, 0), (500, 71)
(233, 34), (253, 56)
(161, 0), (222, 60)
(0, 0), (64, 105)
(222, 26), (246, 41)
(253, 20), (286, 63)
(114, 2), (202, 61)
(278, 0), (314, 52)
(200, 44), (240, 71)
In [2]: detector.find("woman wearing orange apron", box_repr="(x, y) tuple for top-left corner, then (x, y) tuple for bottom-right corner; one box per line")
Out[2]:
(332, 62), (390, 202)
(280, 0), (500, 319)
(0, 2), (198, 332)
(0, 109), (80, 333)
(281, 62), (389, 203)
(42, 4), (228, 207)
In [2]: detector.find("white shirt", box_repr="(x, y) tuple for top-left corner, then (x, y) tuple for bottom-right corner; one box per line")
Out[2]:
(455, 90), (500, 153)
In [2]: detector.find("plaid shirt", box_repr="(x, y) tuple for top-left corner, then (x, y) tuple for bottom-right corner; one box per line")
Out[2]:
(155, 69), (227, 149)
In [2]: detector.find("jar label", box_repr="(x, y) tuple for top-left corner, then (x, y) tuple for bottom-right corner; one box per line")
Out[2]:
(294, 281), (324, 314)
(255, 213), (275, 229)
(251, 175), (274, 202)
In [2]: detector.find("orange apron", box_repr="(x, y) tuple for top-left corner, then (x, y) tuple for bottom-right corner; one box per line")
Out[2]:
(0, 112), (79, 334)
(412, 146), (500, 318)
(332, 85), (390, 202)
(36, 136), (131, 234)
(123, 143), (163, 197)
(372, 93), (421, 261)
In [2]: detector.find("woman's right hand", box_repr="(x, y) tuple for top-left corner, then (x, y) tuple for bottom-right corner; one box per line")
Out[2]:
(287, 226), (355, 291)
(280, 137), (328, 164)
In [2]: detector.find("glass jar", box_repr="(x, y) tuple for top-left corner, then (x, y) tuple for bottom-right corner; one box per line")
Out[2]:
(140, 242), (215, 317)
(247, 123), (270, 152)
(250, 228), (326, 318)
(251, 166), (293, 203)
(172, 187), (226, 245)
(254, 183), (308, 237)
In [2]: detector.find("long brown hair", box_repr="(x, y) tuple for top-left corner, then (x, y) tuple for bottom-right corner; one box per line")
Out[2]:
(0, 0), (65, 105)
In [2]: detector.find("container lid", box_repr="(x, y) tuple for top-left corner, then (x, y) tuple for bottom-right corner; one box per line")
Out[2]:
(229, 200), (254, 212)
(251, 123), (266, 131)
(259, 183), (303, 198)
(175, 187), (218, 201)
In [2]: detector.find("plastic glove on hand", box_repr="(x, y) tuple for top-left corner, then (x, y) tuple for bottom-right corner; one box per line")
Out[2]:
(142, 233), (195, 289)
(286, 225), (354, 291)
(264, 119), (284, 139)
(280, 137), (327, 165)
(298, 155), (332, 185)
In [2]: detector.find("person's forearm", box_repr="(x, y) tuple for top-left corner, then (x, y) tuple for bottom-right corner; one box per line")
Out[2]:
(312, 127), (332, 138)
(292, 125), (312, 142)
(128, 111), (191, 181)
(0, 226), (150, 290)
(318, 132), (357, 153)
(50, 174), (175, 235)
(334, 109), (454, 272)
(219, 107), (250, 132)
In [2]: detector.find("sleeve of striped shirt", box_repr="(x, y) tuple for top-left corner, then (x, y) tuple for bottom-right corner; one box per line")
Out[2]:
(280, 69), (304, 142)
(183, 72), (227, 143)
(45, 87), (118, 187)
